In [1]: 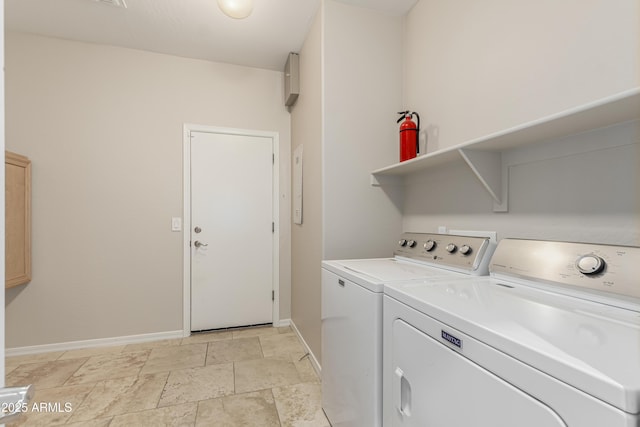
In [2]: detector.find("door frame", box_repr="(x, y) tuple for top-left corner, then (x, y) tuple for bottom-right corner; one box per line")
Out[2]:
(182, 124), (280, 336)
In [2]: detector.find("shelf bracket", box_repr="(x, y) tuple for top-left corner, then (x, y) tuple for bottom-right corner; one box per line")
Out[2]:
(370, 174), (402, 187)
(458, 148), (508, 212)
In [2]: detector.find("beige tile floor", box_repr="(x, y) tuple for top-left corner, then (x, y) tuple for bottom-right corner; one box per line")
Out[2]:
(5, 326), (329, 427)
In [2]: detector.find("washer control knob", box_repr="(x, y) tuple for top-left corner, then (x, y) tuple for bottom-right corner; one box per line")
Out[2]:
(459, 245), (472, 255)
(407, 240), (417, 248)
(576, 254), (605, 275)
(399, 239), (408, 247)
(423, 240), (436, 251)
(445, 243), (457, 253)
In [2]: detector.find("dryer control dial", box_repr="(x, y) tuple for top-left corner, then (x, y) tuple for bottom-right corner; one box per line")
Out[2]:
(407, 240), (417, 248)
(459, 245), (472, 255)
(445, 243), (457, 253)
(399, 239), (408, 247)
(423, 240), (436, 251)
(576, 254), (605, 275)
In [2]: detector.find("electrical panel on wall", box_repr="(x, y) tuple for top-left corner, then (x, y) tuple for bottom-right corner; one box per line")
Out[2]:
(293, 145), (303, 224)
(284, 53), (299, 107)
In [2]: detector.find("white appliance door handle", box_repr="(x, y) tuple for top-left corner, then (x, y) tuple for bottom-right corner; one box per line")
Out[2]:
(0, 385), (34, 423)
(394, 367), (412, 417)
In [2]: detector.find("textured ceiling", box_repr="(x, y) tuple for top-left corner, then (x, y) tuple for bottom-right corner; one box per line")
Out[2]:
(5, 0), (417, 71)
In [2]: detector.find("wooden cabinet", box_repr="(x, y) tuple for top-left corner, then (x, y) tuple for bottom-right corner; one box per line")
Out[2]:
(6, 151), (31, 288)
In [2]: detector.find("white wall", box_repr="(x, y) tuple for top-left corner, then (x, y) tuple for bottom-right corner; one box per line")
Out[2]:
(323, 0), (403, 260)
(398, 1), (639, 247)
(5, 32), (292, 348)
(290, 0), (404, 364)
(404, 0), (640, 151)
(291, 6), (324, 362)
(403, 121), (640, 246)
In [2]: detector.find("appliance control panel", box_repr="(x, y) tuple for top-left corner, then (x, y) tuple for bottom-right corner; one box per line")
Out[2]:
(395, 232), (493, 274)
(490, 239), (640, 301)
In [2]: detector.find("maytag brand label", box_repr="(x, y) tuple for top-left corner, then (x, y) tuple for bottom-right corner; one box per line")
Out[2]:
(441, 330), (462, 349)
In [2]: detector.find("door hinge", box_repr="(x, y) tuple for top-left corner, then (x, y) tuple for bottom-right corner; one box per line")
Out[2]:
(272, 153), (275, 164)
(272, 290), (275, 301)
(272, 222), (275, 233)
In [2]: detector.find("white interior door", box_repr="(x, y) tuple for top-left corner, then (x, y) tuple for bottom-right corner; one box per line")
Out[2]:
(190, 131), (273, 331)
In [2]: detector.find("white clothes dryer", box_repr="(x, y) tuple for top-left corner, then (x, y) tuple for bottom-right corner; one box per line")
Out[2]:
(383, 238), (640, 427)
(321, 232), (496, 427)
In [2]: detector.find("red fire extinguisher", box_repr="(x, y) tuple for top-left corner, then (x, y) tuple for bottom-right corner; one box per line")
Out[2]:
(397, 111), (420, 162)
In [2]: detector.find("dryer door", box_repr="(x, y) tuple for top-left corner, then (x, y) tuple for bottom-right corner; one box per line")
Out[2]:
(390, 319), (567, 427)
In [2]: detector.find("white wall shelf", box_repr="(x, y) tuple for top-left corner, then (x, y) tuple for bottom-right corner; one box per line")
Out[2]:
(371, 88), (640, 212)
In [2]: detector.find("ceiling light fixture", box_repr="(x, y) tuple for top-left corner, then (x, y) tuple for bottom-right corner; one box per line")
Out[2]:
(217, 0), (253, 19)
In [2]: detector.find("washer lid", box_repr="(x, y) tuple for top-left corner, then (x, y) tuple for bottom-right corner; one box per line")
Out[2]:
(334, 258), (462, 282)
(384, 277), (640, 414)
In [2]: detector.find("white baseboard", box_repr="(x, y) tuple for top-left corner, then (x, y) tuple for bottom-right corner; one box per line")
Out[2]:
(290, 320), (321, 377)
(274, 318), (291, 328)
(6, 330), (185, 357)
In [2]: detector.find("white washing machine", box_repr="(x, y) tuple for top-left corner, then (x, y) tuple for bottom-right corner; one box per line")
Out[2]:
(383, 238), (640, 427)
(321, 232), (496, 427)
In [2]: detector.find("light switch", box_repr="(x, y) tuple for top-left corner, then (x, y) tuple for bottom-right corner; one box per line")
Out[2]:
(171, 217), (182, 232)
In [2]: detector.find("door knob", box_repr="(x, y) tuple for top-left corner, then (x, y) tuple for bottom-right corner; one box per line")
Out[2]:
(194, 241), (208, 248)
